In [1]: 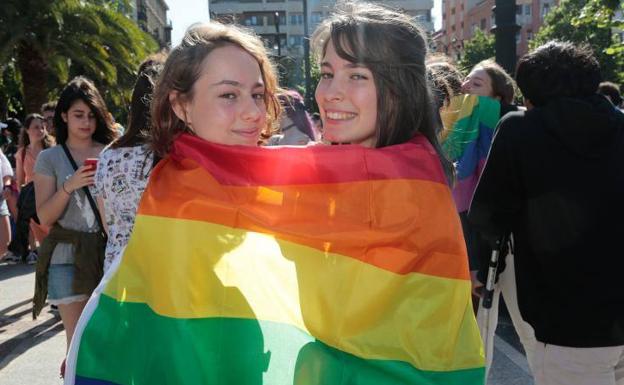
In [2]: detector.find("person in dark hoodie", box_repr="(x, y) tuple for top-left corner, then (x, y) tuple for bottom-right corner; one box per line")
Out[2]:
(469, 41), (624, 385)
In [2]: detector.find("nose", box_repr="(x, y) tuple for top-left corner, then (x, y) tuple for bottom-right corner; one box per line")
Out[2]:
(461, 80), (471, 93)
(241, 95), (264, 122)
(321, 77), (344, 102)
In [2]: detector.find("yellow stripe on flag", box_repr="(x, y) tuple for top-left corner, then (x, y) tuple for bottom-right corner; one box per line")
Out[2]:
(104, 215), (483, 371)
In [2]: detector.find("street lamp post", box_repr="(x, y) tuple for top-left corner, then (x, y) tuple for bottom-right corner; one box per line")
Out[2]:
(492, 0), (520, 75)
(303, 0), (312, 109)
(274, 12), (281, 58)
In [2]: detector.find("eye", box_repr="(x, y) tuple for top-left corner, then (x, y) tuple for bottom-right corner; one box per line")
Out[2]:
(220, 93), (236, 99)
(350, 73), (368, 80)
(320, 72), (333, 80)
(252, 93), (265, 100)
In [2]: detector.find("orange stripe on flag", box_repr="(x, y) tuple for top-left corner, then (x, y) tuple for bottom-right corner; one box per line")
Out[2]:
(139, 158), (469, 280)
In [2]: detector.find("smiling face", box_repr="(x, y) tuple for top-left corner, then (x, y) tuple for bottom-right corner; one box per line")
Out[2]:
(315, 40), (378, 147)
(62, 99), (97, 140)
(26, 118), (46, 144)
(461, 67), (495, 98)
(170, 44), (267, 146)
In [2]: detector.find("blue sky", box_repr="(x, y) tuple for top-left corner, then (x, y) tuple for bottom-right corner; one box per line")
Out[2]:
(169, 0), (442, 46)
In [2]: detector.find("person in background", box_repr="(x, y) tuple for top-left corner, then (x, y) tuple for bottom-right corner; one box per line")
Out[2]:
(95, 53), (166, 273)
(1, 117), (21, 168)
(42, 101), (58, 137)
(33, 76), (116, 378)
(597, 81), (623, 109)
(268, 90), (318, 146)
(0, 147), (14, 262)
(470, 41), (624, 385)
(310, 112), (322, 135)
(15, 113), (55, 264)
(462, 59), (517, 113)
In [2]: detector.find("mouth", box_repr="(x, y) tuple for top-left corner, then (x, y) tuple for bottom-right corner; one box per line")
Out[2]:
(325, 110), (357, 122)
(232, 127), (260, 139)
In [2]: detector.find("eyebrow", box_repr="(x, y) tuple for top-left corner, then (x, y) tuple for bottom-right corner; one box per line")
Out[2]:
(211, 79), (264, 89)
(320, 61), (368, 70)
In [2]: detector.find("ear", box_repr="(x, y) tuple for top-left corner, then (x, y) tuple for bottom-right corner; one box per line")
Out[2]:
(169, 91), (191, 126)
(61, 112), (68, 123)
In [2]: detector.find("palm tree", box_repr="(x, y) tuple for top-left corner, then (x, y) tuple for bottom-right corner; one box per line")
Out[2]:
(0, 0), (158, 114)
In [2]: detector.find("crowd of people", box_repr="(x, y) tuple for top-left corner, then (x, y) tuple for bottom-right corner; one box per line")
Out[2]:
(1, 1), (623, 384)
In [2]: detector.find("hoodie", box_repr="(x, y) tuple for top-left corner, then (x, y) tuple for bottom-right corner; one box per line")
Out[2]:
(469, 95), (624, 347)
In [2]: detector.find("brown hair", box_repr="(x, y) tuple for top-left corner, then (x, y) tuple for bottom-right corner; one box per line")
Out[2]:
(20, 113), (55, 150)
(41, 101), (57, 114)
(473, 60), (516, 105)
(312, 1), (454, 183)
(150, 22), (281, 157)
(54, 76), (116, 145)
(111, 52), (167, 149)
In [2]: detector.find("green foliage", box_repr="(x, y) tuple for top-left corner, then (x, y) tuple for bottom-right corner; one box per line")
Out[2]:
(533, 0), (624, 83)
(295, 55), (321, 113)
(458, 29), (495, 73)
(0, 61), (24, 119)
(0, 0), (158, 120)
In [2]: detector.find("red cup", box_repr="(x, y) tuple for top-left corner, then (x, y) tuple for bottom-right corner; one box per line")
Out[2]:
(84, 158), (98, 172)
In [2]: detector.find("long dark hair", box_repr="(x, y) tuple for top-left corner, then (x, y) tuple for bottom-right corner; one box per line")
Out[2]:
(54, 76), (116, 145)
(111, 53), (166, 149)
(312, 1), (454, 182)
(19, 113), (55, 151)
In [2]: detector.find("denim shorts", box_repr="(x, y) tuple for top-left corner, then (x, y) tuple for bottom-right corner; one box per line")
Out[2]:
(0, 200), (9, 217)
(47, 264), (88, 305)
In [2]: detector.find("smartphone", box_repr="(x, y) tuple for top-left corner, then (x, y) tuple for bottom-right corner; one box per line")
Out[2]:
(84, 158), (98, 172)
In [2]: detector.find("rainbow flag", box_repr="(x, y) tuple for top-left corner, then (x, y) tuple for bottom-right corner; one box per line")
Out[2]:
(66, 133), (484, 385)
(440, 95), (501, 213)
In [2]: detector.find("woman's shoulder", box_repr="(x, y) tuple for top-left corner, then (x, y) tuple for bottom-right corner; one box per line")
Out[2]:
(100, 144), (149, 160)
(37, 145), (63, 161)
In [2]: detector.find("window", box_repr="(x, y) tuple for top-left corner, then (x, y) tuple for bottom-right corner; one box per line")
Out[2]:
(289, 35), (303, 46)
(515, 31), (521, 44)
(289, 13), (303, 25)
(244, 15), (259, 26)
(481, 18), (486, 30)
(516, 5), (522, 15)
(542, 3), (550, 17)
(311, 12), (322, 24)
(451, 25), (456, 32)
(525, 4), (532, 16)
(527, 30), (534, 41)
(451, 7), (455, 15)
(461, 21), (464, 29)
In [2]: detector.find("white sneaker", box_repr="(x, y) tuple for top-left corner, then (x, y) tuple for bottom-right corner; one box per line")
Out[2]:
(2, 251), (20, 264)
(26, 251), (37, 265)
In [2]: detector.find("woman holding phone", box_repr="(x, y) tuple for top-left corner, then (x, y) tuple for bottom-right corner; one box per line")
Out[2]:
(33, 76), (116, 377)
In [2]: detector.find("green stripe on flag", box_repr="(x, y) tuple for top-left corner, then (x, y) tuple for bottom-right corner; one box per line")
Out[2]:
(77, 295), (485, 385)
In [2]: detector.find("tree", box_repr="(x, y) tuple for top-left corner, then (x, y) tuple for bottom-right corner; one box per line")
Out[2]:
(458, 29), (495, 73)
(533, 0), (624, 83)
(0, 0), (158, 118)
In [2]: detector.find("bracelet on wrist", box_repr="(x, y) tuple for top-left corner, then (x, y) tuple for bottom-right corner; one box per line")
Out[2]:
(62, 182), (72, 195)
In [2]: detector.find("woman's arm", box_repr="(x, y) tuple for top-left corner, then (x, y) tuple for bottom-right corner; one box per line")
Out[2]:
(15, 148), (24, 189)
(34, 165), (96, 227)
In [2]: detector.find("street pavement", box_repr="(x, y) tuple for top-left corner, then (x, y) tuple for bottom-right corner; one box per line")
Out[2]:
(0, 261), (533, 385)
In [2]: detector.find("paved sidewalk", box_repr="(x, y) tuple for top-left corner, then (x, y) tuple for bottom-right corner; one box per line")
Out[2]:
(0, 263), (65, 385)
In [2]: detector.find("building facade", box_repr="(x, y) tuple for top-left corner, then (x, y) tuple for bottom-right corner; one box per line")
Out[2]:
(132, 0), (172, 47)
(435, 0), (557, 63)
(209, 0), (435, 60)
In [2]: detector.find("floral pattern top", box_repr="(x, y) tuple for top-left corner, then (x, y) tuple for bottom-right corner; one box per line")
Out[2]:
(94, 144), (154, 272)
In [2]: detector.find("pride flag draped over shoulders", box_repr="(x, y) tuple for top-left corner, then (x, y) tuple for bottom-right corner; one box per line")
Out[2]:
(440, 94), (501, 213)
(66, 133), (484, 385)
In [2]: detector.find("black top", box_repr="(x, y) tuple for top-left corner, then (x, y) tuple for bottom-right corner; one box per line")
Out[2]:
(469, 95), (624, 347)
